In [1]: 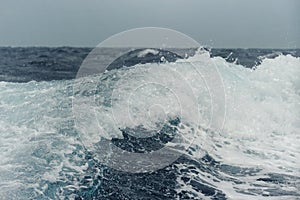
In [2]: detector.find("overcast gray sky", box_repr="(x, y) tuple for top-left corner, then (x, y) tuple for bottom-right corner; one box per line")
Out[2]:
(0, 0), (299, 48)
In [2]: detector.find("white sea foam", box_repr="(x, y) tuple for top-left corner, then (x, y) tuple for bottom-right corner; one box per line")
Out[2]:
(0, 50), (299, 199)
(137, 48), (159, 57)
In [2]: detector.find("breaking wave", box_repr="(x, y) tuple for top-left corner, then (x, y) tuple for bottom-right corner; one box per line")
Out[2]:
(0, 49), (299, 199)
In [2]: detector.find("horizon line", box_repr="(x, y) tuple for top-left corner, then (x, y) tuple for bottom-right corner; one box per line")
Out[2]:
(0, 46), (299, 50)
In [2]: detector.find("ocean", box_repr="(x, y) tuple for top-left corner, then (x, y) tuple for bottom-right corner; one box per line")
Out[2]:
(0, 47), (299, 199)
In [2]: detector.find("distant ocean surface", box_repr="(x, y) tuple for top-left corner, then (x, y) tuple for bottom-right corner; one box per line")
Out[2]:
(0, 47), (299, 199)
(1, 47), (299, 82)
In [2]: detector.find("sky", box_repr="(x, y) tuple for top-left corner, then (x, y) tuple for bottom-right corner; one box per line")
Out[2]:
(0, 0), (299, 48)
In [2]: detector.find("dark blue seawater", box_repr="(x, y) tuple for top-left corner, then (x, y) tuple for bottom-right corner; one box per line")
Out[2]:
(0, 47), (299, 200)
(1, 47), (299, 82)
